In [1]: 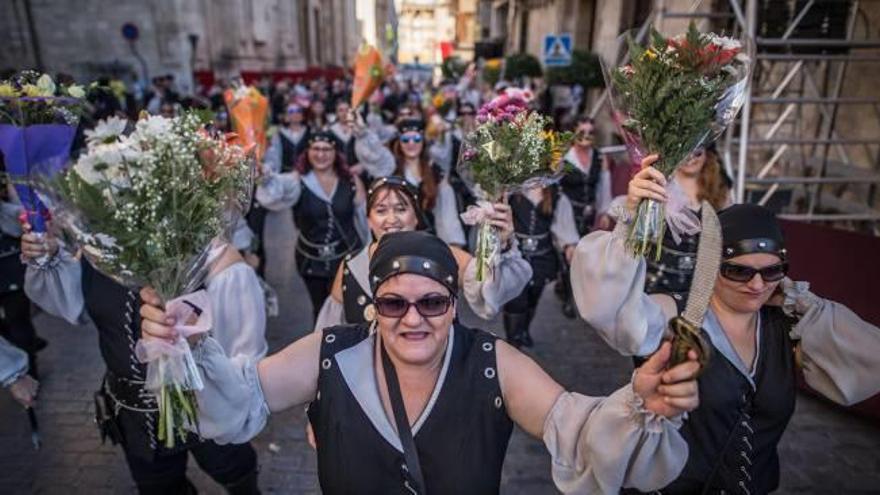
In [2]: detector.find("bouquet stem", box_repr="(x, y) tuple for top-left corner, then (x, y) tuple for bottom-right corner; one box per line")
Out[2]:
(626, 198), (667, 261)
(155, 355), (201, 449)
(474, 222), (500, 282)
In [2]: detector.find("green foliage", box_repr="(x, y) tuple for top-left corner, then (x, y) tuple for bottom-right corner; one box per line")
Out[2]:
(609, 21), (742, 175)
(482, 65), (501, 86)
(441, 56), (468, 80)
(546, 50), (604, 88)
(504, 52), (543, 80)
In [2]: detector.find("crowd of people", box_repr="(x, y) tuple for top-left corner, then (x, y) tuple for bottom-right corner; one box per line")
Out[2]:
(2, 66), (880, 495)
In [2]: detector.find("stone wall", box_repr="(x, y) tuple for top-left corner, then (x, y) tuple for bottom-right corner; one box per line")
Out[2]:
(0, 0), (359, 92)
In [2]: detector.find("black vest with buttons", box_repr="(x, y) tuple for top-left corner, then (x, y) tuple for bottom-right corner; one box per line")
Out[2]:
(293, 178), (361, 278)
(645, 220), (701, 299)
(509, 189), (558, 259)
(559, 150), (602, 230)
(341, 254), (371, 325)
(663, 303), (799, 495)
(308, 323), (514, 494)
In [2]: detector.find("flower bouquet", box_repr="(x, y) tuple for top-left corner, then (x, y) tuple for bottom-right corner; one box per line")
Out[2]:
(602, 22), (752, 259)
(44, 112), (253, 448)
(351, 44), (384, 109)
(458, 88), (572, 280)
(223, 83), (269, 163)
(0, 71), (85, 242)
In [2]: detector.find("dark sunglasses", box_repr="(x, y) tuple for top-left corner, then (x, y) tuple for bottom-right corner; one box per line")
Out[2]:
(720, 262), (788, 283)
(374, 295), (453, 318)
(400, 135), (423, 144)
(287, 107), (304, 114)
(459, 111), (475, 116)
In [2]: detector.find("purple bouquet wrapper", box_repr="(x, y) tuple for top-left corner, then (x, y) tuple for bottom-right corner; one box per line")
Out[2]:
(0, 124), (77, 232)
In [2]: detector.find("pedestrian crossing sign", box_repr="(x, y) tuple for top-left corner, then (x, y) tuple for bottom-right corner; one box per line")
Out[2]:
(543, 34), (572, 67)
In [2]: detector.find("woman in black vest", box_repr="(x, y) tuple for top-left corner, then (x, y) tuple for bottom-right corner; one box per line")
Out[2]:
(556, 117), (612, 318)
(139, 230), (703, 494)
(643, 144), (733, 299)
(256, 131), (368, 321)
(503, 185), (579, 347)
(572, 156), (880, 494)
(264, 102), (311, 174)
(21, 228), (266, 494)
(387, 118), (466, 246)
(314, 176), (531, 331)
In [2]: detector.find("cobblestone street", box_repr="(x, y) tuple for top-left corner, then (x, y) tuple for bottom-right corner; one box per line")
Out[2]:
(2, 211), (879, 494)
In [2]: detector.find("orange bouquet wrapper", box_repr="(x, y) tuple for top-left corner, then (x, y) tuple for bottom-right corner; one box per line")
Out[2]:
(223, 86), (269, 162)
(351, 44), (384, 108)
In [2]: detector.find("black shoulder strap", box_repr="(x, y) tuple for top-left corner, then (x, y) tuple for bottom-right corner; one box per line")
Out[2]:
(380, 340), (427, 494)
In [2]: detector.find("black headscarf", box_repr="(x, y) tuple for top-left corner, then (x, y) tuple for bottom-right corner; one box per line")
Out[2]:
(719, 203), (787, 260)
(369, 231), (458, 294)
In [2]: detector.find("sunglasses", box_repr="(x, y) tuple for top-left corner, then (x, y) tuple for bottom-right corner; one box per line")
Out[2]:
(400, 135), (423, 144)
(459, 111), (475, 116)
(287, 107), (304, 114)
(373, 295), (453, 318)
(720, 262), (788, 283)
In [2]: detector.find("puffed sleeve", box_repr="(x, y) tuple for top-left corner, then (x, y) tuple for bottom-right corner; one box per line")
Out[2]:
(552, 194), (580, 248)
(354, 128), (395, 178)
(0, 200), (23, 237)
(544, 385), (688, 493)
(462, 243), (533, 320)
(206, 262), (268, 360)
(595, 169), (613, 216)
(315, 296), (345, 332)
(570, 223), (669, 356)
(0, 336), (28, 387)
(256, 171), (302, 211)
(783, 279), (880, 406)
(433, 180), (466, 246)
(429, 132), (454, 172)
(263, 133), (283, 174)
(191, 337), (270, 444)
(24, 250), (86, 325)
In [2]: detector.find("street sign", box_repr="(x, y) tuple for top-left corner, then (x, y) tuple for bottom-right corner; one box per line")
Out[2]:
(121, 23), (139, 41)
(543, 34), (572, 67)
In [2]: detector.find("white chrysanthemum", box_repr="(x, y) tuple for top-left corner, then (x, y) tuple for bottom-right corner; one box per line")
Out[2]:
(233, 85), (250, 101)
(67, 84), (86, 99)
(85, 116), (129, 145)
(36, 74), (56, 97)
(133, 115), (174, 141)
(707, 34), (741, 51)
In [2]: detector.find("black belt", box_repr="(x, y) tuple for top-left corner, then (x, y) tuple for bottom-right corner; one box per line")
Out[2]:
(103, 371), (158, 413)
(296, 236), (348, 261)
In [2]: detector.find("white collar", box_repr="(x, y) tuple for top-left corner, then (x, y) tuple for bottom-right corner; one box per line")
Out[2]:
(302, 171), (338, 203)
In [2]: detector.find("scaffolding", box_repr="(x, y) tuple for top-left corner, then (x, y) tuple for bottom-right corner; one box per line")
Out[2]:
(596, 0), (880, 234)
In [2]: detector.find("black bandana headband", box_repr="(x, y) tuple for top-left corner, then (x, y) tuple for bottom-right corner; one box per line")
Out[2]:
(369, 231), (458, 294)
(719, 204), (787, 260)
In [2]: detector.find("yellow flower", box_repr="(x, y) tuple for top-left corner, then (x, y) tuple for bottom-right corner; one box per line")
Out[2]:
(432, 93), (445, 109)
(109, 80), (127, 99)
(485, 58), (502, 70)
(641, 48), (658, 61)
(22, 84), (43, 97)
(0, 84), (18, 98)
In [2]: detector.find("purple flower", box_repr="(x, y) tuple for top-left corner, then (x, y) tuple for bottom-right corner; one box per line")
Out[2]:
(463, 149), (477, 161)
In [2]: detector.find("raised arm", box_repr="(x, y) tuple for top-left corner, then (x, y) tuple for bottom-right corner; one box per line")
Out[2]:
(571, 164), (677, 356)
(255, 170), (302, 211)
(139, 288), (321, 444)
(782, 279), (880, 405)
(21, 229), (86, 325)
(457, 202), (533, 319)
(496, 340), (699, 493)
(353, 127), (396, 178)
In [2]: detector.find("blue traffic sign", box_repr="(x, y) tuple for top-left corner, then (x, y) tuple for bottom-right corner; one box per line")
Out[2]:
(121, 23), (139, 41)
(543, 34), (572, 67)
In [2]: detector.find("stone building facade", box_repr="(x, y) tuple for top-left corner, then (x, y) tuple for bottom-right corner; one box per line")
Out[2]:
(0, 0), (359, 93)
